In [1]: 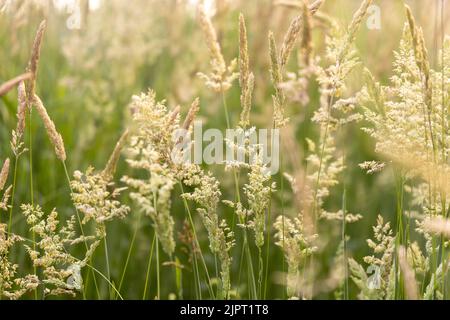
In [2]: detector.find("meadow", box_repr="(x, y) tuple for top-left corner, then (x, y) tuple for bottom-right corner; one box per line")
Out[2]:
(0, 0), (449, 300)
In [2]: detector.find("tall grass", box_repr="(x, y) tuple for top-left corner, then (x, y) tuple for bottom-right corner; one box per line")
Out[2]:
(0, 0), (449, 300)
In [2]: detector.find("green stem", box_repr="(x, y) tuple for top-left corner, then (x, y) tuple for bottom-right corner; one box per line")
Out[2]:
(84, 263), (124, 300)
(258, 247), (263, 299)
(394, 171), (404, 300)
(7, 157), (18, 235)
(236, 239), (246, 298)
(263, 200), (271, 299)
(439, 0), (447, 298)
(192, 248), (202, 299)
(220, 89), (258, 300)
(341, 145), (348, 300)
(156, 236), (160, 299)
(178, 182), (216, 298)
(28, 110), (38, 300)
(143, 233), (156, 300)
(243, 230), (258, 299)
(103, 234), (111, 299)
(342, 184), (348, 300)
(117, 212), (141, 296)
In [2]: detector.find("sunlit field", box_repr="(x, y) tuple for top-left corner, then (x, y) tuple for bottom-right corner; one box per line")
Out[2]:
(0, 0), (449, 300)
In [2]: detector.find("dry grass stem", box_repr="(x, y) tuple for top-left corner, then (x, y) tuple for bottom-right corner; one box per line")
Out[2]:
(0, 73), (32, 97)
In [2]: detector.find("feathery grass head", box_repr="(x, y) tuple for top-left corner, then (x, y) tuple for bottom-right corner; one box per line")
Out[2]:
(0, 222), (39, 299)
(422, 216), (450, 238)
(197, 5), (225, 75)
(349, 215), (396, 299)
(182, 97), (200, 131)
(404, 5), (431, 84)
(102, 129), (130, 179)
(347, 0), (372, 38)
(300, 0), (313, 65)
(169, 105), (181, 126)
(238, 14), (254, 128)
(280, 15), (302, 68)
(72, 167), (130, 227)
(197, 5), (238, 92)
(269, 31), (289, 127)
(123, 90), (179, 256)
(20, 203), (92, 297)
(244, 155), (275, 248)
(239, 13), (249, 90)
(0, 158), (10, 192)
(26, 20), (46, 103)
(405, 5), (420, 61)
(32, 94), (66, 161)
(10, 81), (28, 157)
(269, 32), (282, 86)
(278, 0), (325, 68)
(339, 0), (373, 60)
(0, 158), (11, 211)
(16, 81), (27, 138)
(239, 72), (254, 128)
(180, 163), (234, 298)
(274, 214), (318, 298)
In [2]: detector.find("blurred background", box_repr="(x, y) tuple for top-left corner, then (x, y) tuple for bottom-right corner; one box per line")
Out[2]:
(0, 0), (449, 299)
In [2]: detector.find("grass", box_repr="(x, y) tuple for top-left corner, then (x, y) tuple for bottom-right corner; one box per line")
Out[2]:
(0, 0), (449, 300)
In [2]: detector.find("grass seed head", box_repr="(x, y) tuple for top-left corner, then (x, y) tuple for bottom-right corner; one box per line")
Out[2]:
(16, 81), (27, 138)
(26, 20), (46, 103)
(103, 129), (130, 179)
(0, 158), (10, 192)
(33, 94), (66, 162)
(182, 97), (200, 131)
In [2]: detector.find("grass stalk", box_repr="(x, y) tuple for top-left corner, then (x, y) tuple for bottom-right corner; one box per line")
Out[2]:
(156, 236), (160, 299)
(28, 110), (38, 300)
(7, 157), (18, 235)
(263, 199), (272, 299)
(103, 234), (112, 299)
(220, 89), (258, 299)
(117, 212), (142, 295)
(143, 232), (156, 300)
(178, 182), (215, 299)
